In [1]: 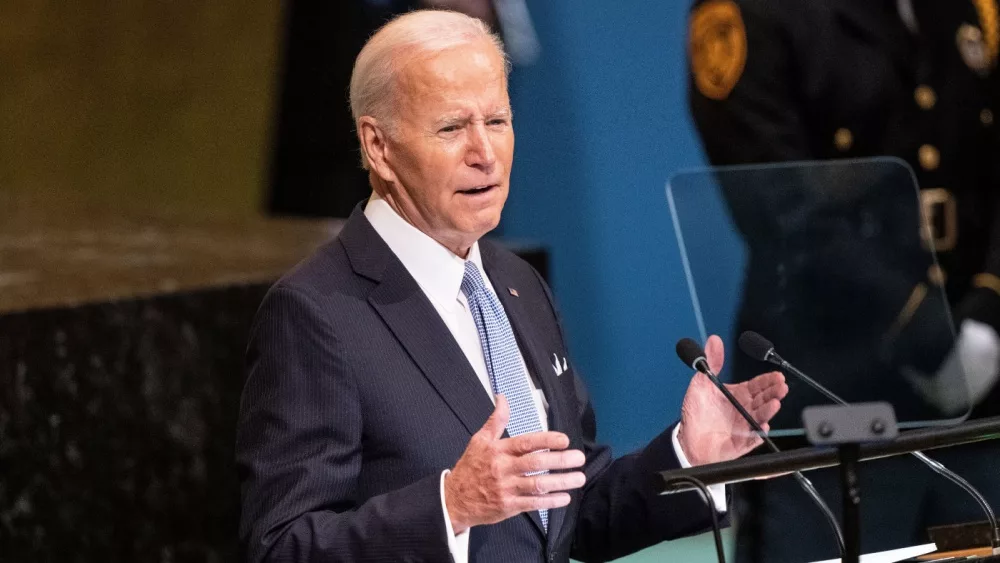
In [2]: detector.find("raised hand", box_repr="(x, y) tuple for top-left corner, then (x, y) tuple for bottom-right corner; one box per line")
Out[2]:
(678, 335), (789, 467)
(444, 395), (587, 534)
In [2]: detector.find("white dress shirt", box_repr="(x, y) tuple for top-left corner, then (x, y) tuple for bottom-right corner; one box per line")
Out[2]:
(364, 195), (725, 563)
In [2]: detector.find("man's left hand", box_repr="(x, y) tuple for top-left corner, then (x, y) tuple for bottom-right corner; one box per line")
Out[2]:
(677, 335), (788, 467)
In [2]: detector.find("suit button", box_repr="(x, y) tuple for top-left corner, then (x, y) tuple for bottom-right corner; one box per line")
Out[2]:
(914, 85), (936, 110)
(834, 128), (853, 152)
(918, 144), (940, 171)
(982, 108), (994, 126)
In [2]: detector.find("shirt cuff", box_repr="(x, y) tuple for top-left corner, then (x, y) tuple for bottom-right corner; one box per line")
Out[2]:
(440, 470), (471, 563)
(671, 424), (728, 513)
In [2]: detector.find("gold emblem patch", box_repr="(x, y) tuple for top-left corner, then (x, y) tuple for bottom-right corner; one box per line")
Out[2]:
(689, 0), (747, 100)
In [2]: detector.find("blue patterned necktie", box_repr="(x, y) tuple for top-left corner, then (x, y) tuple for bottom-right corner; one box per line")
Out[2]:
(461, 261), (548, 532)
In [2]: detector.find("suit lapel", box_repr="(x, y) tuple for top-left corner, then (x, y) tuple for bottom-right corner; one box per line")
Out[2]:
(485, 262), (566, 434)
(342, 209), (560, 543)
(340, 206), (495, 437)
(482, 243), (569, 545)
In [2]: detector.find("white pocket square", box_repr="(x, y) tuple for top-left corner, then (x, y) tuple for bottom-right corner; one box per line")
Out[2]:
(551, 353), (568, 376)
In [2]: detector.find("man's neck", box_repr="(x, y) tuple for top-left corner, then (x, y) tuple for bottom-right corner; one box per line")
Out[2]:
(368, 190), (473, 258)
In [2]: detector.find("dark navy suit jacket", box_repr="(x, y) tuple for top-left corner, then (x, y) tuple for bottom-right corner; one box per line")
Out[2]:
(236, 206), (721, 563)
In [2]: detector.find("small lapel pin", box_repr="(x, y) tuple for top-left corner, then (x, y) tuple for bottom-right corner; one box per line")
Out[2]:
(507, 287), (519, 297)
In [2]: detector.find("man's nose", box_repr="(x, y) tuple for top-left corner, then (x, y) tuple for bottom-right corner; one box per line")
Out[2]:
(465, 123), (496, 169)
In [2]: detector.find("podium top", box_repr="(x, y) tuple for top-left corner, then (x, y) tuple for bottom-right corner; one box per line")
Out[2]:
(658, 416), (1000, 493)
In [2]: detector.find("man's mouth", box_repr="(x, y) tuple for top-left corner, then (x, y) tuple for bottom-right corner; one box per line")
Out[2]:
(458, 185), (497, 195)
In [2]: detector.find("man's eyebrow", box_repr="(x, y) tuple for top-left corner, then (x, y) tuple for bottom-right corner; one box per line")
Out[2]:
(488, 108), (514, 119)
(434, 113), (470, 126)
(433, 108), (513, 127)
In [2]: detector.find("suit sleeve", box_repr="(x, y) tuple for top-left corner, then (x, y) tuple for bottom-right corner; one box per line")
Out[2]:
(235, 286), (453, 563)
(527, 270), (727, 563)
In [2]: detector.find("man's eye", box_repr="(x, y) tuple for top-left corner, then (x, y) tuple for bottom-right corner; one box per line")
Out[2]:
(439, 125), (460, 133)
(488, 119), (508, 126)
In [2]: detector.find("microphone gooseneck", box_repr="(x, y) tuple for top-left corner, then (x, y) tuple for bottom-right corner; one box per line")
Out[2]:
(739, 331), (1000, 551)
(739, 331), (843, 405)
(675, 338), (847, 557)
(662, 475), (727, 563)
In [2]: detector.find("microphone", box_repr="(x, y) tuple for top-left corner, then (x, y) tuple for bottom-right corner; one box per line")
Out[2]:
(675, 338), (846, 557)
(739, 331), (1000, 552)
(739, 331), (842, 405)
(677, 337), (713, 374)
(737, 330), (777, 362)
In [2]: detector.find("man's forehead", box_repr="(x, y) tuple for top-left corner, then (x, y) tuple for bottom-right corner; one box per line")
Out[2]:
(393, 42), (508, 100)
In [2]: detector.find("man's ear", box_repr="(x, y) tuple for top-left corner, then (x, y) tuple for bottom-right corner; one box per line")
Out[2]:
(358, 116), (398, 184)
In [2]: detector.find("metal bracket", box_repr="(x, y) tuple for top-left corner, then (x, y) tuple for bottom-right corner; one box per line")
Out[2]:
(803, 402), (900, 446)
(802, 402), (901, 563)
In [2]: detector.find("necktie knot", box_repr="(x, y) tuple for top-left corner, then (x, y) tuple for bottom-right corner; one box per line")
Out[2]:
(461, 260), (488, 300)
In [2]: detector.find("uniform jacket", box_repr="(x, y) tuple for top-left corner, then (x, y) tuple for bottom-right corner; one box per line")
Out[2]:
(688, 0), (1000, 418)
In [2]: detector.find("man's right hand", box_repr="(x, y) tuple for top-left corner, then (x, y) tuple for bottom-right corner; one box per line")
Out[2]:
(444, 395), (587, 534)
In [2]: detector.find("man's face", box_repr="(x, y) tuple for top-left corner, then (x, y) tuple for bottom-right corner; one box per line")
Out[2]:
(371, 39), (514, 255)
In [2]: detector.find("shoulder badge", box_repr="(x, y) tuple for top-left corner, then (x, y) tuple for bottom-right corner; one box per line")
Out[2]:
(964, 0), (999, 73)
(689, 0), (747, 101)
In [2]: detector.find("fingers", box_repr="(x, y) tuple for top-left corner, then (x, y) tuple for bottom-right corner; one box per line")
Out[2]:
(503, 431), (571, 455)
(513, 471), (587, 496)
(750, 399), (782, 425)
(508, 492), (573, 513)
(750, 377), (789, 410)
(479, 394), (510, 440)
(705, 334), (726, 374)
(510, 448), (585, 474)
(747, 371), (786, 395)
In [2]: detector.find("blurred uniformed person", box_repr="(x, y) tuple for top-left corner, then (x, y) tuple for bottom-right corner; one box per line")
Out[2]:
(687, 0), (1000, 560)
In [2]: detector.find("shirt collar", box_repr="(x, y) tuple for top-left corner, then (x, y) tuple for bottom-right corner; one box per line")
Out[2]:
(364, 193), (485, 309)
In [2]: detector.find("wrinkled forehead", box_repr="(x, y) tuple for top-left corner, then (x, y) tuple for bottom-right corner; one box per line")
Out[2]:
(391, 40), (510, 114)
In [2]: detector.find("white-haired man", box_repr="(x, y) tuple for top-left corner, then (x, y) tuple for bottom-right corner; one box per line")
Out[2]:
(236, 10), (788, 563)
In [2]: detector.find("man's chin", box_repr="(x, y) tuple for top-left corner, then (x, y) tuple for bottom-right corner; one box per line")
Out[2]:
(457, 204), (503, 231)
(474, 212), (503, 237)
(451, 219), (501, 248)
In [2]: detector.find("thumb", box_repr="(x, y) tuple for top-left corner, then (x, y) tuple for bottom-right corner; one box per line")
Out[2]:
(480, 394), (510, 440)
(706, 334), (725, 375)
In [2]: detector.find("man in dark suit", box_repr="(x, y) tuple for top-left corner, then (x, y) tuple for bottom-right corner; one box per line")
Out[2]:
(237, 10), (789, 562)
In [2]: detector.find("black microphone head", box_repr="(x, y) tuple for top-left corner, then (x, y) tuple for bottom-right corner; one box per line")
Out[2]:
(675, 338), (706, 371)
(739, 331), (774, 362)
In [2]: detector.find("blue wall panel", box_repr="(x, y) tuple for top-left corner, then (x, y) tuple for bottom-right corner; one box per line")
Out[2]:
(501, 1), (711, 453)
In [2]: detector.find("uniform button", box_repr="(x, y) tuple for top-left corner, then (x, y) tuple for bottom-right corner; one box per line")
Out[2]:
(928, 264), (947, 286)
(982, 108), (994, 126)
(834, 128), (853, 151)
(918, 144), (940, 170)
(914, 85), (936, 110)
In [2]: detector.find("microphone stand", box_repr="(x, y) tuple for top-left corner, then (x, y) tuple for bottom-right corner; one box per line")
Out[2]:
(774, 355), (1000, 554)
(659, 416), (1000, 560)
(802, 402), (902, 563)
(662, 475), (727, 563)
(841, 443), (862, 562)
(675, 341), (847, 558)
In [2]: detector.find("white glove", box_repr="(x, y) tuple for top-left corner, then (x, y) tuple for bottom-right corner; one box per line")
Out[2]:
(902, 319), (1000, 416)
